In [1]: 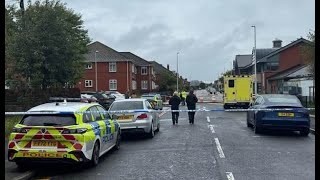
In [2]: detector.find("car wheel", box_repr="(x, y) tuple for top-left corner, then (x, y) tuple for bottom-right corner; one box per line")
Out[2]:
(91, 142), (100, 166)
(16, 162), (28, 171)
(300, 129), (310, 136)
(246, 115), (253, 128)
(253, 120), (261, 134)
(148, 122), (155, 138)
(155, 122), (160, 132)
(114, 130), (121, 150)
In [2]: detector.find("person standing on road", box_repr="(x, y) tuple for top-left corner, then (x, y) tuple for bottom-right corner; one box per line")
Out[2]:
(180, 92), (185, 106)
(169, 91), (181, 125)
(182, 90), (187, 106)
(186, 90), (198, 124)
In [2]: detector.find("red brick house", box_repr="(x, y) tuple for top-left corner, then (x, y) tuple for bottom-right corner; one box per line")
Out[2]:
(76, 41), (157, 94)
(243, 38), (311, 94)
(119, 52), (156, 94)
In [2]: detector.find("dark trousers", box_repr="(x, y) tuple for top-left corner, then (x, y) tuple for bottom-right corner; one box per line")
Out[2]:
(188, 110), (195, 123)
(172, 112), (179, 124)
(181, 98), (185, 106)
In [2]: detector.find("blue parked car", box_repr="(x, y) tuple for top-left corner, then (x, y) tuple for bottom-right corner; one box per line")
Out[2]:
(246, 94), (310, 136)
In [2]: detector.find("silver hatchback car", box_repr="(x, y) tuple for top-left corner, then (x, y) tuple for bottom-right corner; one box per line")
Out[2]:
(108, 99), (160, 138)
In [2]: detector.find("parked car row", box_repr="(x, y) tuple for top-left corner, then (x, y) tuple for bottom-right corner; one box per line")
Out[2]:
(7, 97), (160, 169)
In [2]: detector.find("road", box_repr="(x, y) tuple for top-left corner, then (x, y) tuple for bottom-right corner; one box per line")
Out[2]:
(29, 101), (315, 179)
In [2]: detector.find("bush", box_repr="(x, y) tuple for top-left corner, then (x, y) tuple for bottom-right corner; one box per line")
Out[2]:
(5, 116), (22, 139)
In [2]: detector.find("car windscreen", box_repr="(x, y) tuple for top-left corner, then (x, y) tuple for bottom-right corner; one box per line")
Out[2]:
(20, 114), (77, 126)
(109, 101), (144, 111)
(141, 96), (154, 100)
(265, 96), (302, 105)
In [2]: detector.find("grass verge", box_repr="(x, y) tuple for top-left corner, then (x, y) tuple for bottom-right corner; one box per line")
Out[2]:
(5, 116), (22, 139)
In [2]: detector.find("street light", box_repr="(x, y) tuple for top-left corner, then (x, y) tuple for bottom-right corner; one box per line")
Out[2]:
(95, 50), (99, 92)
(252, 25), (257, 95)
(176, 52), (179, 92)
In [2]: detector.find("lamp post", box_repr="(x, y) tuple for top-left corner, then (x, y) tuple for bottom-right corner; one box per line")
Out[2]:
(252, 25), (257, 95)
(95, 50), (99, 92)
(176, 52), (179, 92)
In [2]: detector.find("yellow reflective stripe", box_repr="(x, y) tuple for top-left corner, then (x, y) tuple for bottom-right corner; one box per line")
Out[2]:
(109, 120), (115, 133)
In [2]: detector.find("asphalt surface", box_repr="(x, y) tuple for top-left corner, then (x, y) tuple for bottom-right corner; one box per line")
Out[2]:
(28, 101), (315, 180)
(5, 90), (315, 180)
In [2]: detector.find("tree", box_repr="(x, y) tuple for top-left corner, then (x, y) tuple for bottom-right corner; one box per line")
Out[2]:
(303, 31), (315, 78)
(199, 82), (206, 89)
(5, 6), (18, 87)
(158, 72), (177, 93)
(9, 0), (90, 89)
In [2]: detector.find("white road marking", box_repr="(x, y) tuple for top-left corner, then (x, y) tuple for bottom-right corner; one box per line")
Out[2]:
(226, 172), (235, 180)
(208, 125), (215, 133)
(252, 136), (261, 138)
(207, 116), (210, 123)
(214, 138), (225, 158)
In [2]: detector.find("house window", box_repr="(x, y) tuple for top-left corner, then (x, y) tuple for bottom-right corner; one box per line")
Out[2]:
(132, 80), (137, 90)
(85, 63), (92, 69)
(152, 81), (156, 89)
(141, 67), (147, 75)
(109, 79), (117, 90)
(85, 80), (93, 87)
(132, 64), (135, 73)
(109, 62), (117, 72)
(266, 62), (279, 71)
(141, 80), (148, 90)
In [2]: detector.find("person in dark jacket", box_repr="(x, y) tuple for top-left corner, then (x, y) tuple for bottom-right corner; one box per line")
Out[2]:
(186, 90), (198, 124)
(169, 91), (181, 125)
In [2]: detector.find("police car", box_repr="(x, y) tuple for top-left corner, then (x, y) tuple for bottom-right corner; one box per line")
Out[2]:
(7, 99), (121, 168)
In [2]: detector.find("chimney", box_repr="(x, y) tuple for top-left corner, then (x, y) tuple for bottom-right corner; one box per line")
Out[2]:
(273, 39), (282, 48)
(167, 64), (170, 70)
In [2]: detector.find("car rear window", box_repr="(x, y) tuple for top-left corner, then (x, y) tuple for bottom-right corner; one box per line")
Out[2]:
(109, 101), (144, 111)
(20, 114), (76, 126)
(141, 96), (154, 100)
(266, 96), (301, 105)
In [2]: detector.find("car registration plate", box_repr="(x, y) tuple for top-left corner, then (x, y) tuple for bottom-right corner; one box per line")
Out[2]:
(31, 141), (57, 148)
(118, 115), (134, 120)
(278, 112), (294, 117)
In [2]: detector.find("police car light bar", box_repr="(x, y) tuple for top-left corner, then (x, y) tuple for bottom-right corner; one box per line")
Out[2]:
(49, 97), (81, 102)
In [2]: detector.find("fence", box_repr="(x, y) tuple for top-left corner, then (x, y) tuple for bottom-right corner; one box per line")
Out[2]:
(297, 95), (315, 108)
(5, 88), (80, 112)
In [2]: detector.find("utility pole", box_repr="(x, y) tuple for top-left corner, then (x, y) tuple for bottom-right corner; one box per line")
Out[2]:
(176, 52), (179, 92)
(95, 50), (99, 92)
(252, 25), (257, 95)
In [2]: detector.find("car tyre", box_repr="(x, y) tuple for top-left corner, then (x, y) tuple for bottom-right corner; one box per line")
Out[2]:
(300, 129), (310, 136)
(148, 122), (155, 138)
(16, 162), (28, 171)
(253, 122), (261, 134)
(155, 122), (160, 132)
(247, 119), (253, 128)
(114, 130), (121, 150)
(90, 142), (100, 167)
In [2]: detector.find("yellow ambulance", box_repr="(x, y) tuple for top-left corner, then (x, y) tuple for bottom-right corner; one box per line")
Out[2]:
(223, 75), (253, 109)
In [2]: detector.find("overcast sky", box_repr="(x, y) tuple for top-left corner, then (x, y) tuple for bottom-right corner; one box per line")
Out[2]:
(8, 0), (315, 82)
